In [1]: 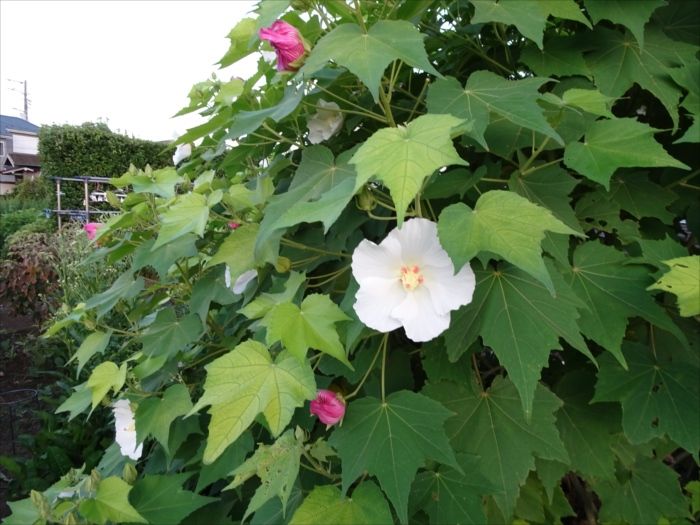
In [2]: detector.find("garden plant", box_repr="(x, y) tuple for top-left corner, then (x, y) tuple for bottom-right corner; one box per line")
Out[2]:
(6, 0), (699, 523)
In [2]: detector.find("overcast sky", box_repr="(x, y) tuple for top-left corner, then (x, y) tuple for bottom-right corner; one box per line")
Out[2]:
(1, 0), (259, 141)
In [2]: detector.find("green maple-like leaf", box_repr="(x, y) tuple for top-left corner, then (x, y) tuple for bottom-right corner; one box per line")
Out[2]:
(648, 256), (700, 317)
(509, 165), (583, 266)
(138, 308), (202, 360)
(154, 192), (210, 249)
(191, 340), (315, 464)
(240, 271), (306, 320)
(300, 20), (439, 101)
(424, 378), (568, 519)
(87, 361), (126, 410)
(226, 430), (303, 521)
(219, 18), (257, 68)
(584, 0), (666, 49)
(520, 36), (591, 79)
(561, 88), (616, 118)
(129, 474), (215, 525)
(585, 27), (699, 129)
(427, 72), (562, 150)
(329, 390), (458, 524)
(564, 118), (689, 188)
(574, 188), (641, 244)
(131, 234), (198, 279)
(79, 477), (147, 524)
(256, 146), (356, 257)
(410, 454), (497, 525)
(84, 271), (144, 319)
(262, 294), (350, 366)
(290, 482), (393, 525)
(565, 242), (687, 365)
(635, 236), (688, 268)
(609, 173), (678, 223)
(351, 113), (467, 224)
(594, 458), (690, 524)
(438, 190), (579, 294)
(135, 384), (193, 455)
(593, 342), (700, 455)
(208, 223), (260, 279)
(125, 167), (183, 199)
(69, 330), (112, 377)
(227, 87), (303, 140)
(470, 0), (591, 49)
(196, 432), (253, 492)
(445, 261), (590, 418)
(553, 370), (621, 481)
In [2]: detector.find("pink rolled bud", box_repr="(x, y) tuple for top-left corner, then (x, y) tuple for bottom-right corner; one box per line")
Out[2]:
(259, 20), (308, 72)
(84, 222), (103, 241)
(228, 221), (241, 230)
(310, 389), (346, 426)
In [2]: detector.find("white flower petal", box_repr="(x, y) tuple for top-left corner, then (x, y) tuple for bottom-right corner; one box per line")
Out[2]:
(352, 238), (402, 284)
(423, 263), (476, 316)
(233, 270), (257, 294)
(391, 287), (451, 342)
(172, 143), (191, 166)
(224, 266), (232, 288)
(113, 399), (143, 461)
(354, 277), (405, 332)
(307, 100), (344, 144)
(391, 218), (451, 268)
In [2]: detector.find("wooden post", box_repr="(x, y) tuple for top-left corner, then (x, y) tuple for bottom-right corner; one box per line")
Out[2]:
(84, 179), (90, 223)
(56, 178), (62, 230)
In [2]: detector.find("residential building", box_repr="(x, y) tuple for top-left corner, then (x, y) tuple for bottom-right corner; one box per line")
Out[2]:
(0, 114), (41, 194)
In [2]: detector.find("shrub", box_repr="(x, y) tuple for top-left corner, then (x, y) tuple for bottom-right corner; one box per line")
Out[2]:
(0, 209), (46, 253)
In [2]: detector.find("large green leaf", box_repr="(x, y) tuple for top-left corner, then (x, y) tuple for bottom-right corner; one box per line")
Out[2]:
(226, 430), (303, 521)
(410, 454), (496, 525)
(438, 191), (579, 294)
(207, 223), (259, 280)
(191, 340), (316, 464)
(584, 0), (666, 49)
(131, 234), (198, 279)
(553, 370), (621, 481)
(424, 379), (568, 519)
(112, 167), (182, 199)
(565, 242), (687, 365)
(427, 73), (562, 150)
(300, 20), (439, 101)
(609, 173), (678, 223)
(648, 256), (700, 316)
(351, 113), (467, 224)
(226, 87), (303, 140)
(137, 308), (202, 360)
(135, 384), (193, 455)
(470, 0), (591, 49)
(593, 342), (700, 455)
(564, 118), (689, 188)
(196, 432), (253, 492)
(290, 482), (393, 525)
(256, 146), (356, 256)
(520, 35), (591, 79)
(79, 477), (147, 524)
(69, 330), (112, 377)
(509, 166), (583, 266)
(87, 361), (127, 410)
(585, 27), (699, 129)
(129, 474), (215, 525)
(329, 390), (458, 524)
(594, 458), (690, 524)
(262, 294), (350, 366)
(84, 271), (144, 319)
(153, 192), (210, 249)
(219, 18), (257, 67)
(445, 262), (590, 418)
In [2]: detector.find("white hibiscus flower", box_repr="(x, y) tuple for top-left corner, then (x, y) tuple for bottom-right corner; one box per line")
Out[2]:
(113, 399), (143, 461)
(352, 218), (476, 342)
(307, 100), (344, 144)
(225, 267), (257, 295)
(172, 143), (192, 166)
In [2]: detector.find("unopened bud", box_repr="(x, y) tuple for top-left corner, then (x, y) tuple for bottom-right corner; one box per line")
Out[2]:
(275, 256), (292, 273)
(357, 187), (376, 211)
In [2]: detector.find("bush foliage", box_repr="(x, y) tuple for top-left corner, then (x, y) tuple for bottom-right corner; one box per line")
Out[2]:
(8, 1), (699, 524)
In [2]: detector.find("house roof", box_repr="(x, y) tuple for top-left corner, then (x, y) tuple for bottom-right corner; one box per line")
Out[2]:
(0, 114), (40, 137)
(9, 153), (41, 167)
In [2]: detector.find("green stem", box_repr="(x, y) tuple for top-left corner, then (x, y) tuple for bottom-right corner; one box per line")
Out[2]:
(519, 136), (552, 174)
(407, 77), (430, 121)
(281, 238), (349, 258)
(380, 334), (389, 402)
(520, 157), (562, 177)
(352, 0), (367, 32)
(346, 339), (384, 400)
(311, 83), (388, 124)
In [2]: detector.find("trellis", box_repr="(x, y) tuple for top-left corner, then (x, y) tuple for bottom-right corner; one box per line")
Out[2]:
(49, 176), (126, 229)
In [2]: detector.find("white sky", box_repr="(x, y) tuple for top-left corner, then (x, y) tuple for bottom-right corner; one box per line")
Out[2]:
(0, 0), (259, 141)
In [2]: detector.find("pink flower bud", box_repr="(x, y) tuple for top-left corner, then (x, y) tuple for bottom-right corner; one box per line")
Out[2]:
(228, 221), (241, 230)
(84, 222), (104, 241)
(310, 389), (346, 426)
(259, 20), (307, 72)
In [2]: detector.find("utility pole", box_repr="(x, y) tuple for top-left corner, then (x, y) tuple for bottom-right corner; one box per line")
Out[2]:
(7, 78), (30, 121)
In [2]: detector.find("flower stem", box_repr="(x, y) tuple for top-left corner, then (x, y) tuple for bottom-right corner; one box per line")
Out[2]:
(380, 334), (389, 402)
(346, 338), (384, 400)
(519, 136), (552, 174)
(281, 238), (349, 258)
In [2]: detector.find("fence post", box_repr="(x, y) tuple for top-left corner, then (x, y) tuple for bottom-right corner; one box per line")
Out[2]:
(84, 178), (90, 223)
(56, 178), (62, 230)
